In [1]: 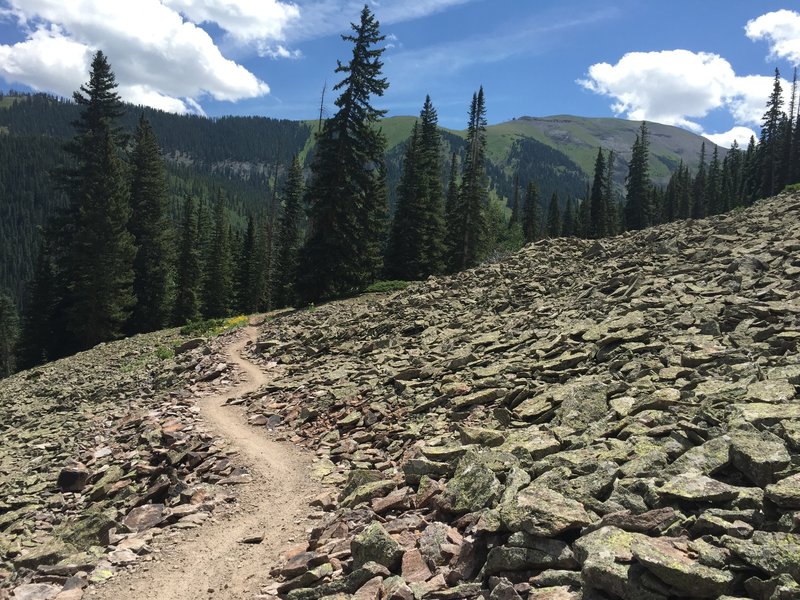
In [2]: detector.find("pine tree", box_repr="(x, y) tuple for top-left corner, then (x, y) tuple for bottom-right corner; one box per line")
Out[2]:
(521, 181), (541, 243)
(624, 122), (651, 230)
(417, 95), (447, 276)
(562, 196), (576, 237)
(444, 152), (460, 257)
(129, 114), (173, 333)
(297, 5), (389, 303)
(589, 148), (607, 238)
(760, 68), (784, 199)
(16, 242), (58, 369)
(603, 151), (616, 235)
(236, 215), (258, 313)
(742, 136), (759, 204)
(692, 142), (707, 218)
(386, 122), (423, 279)
(448, 87), (489, 271)
(706, 145), (722, 215)
(546, 192), (561, 237)
(63, 51), (135, 349)
(203, 190), (233, 318)
(272, 155), (304, 308)
(0, 292), (19, 378)
(173, 195), (202, 325)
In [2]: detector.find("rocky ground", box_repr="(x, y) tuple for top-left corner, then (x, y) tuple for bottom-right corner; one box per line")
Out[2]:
(0, 322), (265, 600)
(234, 192), (800, 600)
(2, 192), (799, 600)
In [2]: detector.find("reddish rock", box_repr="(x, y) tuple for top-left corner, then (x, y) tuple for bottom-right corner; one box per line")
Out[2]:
(401, 549), (433, 583)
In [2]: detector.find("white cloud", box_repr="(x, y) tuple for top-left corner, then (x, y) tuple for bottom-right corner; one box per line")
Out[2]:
(257, 43), (303, 60)
(0, 0), (274, 113)
(579, 49), (789, 141)
(746, 9), (800, 66)
(162, 0), (300, 43)
(704, 126), (757, 149)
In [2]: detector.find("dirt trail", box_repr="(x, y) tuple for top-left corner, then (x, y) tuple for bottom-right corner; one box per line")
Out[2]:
(90, 325), (321, 600)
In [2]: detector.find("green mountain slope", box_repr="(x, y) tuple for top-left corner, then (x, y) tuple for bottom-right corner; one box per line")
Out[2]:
(0, 92), (720, 305)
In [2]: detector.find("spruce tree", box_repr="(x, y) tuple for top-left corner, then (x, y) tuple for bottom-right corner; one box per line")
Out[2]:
(385, 122), (423, 279)
(624, 122), (651, 230)
(272, 155), (304, 308)
(129, 114), (172, 333)
(706, 145), (722, 215)
(692, 142), (707, 218)
(760, 68), (784, 199)
(297, 5), (389, 303)
(448, 87), (489, 271)
(444, 152), (460, 256)
(546, 192), (561, 237)
(562, 196), (576, 237)
(236, 215), (258, 313)
(417, 96), (447, 276)
(603, 151), (616, 235)
(521, 182), (541, 243)
(0, 292), (19, 378)
(16, 243), (58, 369)
(589, 148), (607, 238)
(63, 51), (135, 349)
(203, 190), (233, 318)
(173, 195), (202, 325)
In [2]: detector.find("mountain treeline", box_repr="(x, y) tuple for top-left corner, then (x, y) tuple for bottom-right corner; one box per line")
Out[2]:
(1, 9), (799, 377)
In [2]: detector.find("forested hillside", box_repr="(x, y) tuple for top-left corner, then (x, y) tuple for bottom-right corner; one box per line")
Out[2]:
(0, 90), (719, 306)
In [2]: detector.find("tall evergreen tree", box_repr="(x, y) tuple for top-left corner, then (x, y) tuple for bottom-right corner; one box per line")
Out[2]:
(448, 87), (489, 271)
(444, 152), (460, 256)
(272, 155), (304, 308)
(297, 5), (389, 303)
(562, 196), (576, 237)
(589, 148), (607, 238)
(173, 195), (202, 325)
(706, 145), (722, 215)
(386, 122), (423, 279)
(16, 242), (58, 369)
(546, 191), (561, 237)
(236, 215), (258, 313)
(203, 190), (233, 317)
(742, 136), (759, 204)
(760, 68), (784, 199)
(624, 122), (651, 230)
(521, 181), (541, 243)
(417, 95), (447, 275)
(0, 292), (19, 378)
(603, 150), (616, 235)
(63, 51), (135, 349)
(129, 114), (172, 333)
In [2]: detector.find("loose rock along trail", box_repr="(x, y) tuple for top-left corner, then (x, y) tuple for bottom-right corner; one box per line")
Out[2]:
(90, 324), (322, 600)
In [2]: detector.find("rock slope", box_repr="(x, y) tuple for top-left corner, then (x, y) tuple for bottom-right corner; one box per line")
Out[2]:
(0, 326), (255, 599)
(239, 192), (800, 600)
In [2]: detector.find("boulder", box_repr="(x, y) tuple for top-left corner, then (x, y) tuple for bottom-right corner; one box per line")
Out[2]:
(500, 485), (594, 536)
(351, 523), (404, 571)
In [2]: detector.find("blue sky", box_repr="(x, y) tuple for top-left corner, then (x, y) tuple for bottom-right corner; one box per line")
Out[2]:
(1, 1), (799, 146)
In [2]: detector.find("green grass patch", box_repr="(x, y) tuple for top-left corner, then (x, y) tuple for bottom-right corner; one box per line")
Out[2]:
(364, 280), (413, 293)
(155, 346), (175, 360)
(784, 183), (800, 193)
(179, 315), (248, 336)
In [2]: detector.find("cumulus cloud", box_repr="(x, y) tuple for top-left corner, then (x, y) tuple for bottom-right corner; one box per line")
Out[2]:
(704, 126), (758, 149)
(578, 49), (789, 146)
(258, 44), (303, 60)
(0, 0), (277, 113)
(746, 9), (800, 66)
(163, 0), (299, 43)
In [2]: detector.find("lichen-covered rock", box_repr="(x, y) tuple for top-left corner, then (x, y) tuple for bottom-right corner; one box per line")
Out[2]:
(500, 486), (594, 536)
(441, 452), (503, 514)
(351, 523), (403, 571)
(630, 536), (733, 597)
(765, 473), (800, 508)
